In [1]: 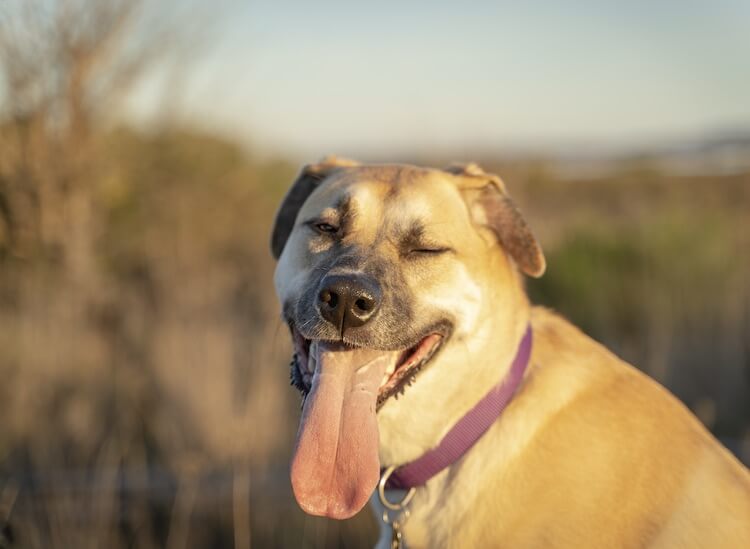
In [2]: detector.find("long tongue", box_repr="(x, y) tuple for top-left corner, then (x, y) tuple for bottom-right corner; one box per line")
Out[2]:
(290, 342), (396, 519)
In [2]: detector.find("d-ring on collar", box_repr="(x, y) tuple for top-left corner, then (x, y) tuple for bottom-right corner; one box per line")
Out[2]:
(378, 465), (415, 511)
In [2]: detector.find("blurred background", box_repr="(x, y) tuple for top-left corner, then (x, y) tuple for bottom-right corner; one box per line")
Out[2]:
(0, 0), (748, 547)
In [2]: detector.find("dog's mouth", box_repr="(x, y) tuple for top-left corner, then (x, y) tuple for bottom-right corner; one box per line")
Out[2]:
(290, 327), (445, 409)
(287, 323), (446, 520)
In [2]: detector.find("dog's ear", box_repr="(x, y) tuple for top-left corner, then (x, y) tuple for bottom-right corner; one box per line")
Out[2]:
(270, 156), (359, 260)
(448, 163), (546, 278)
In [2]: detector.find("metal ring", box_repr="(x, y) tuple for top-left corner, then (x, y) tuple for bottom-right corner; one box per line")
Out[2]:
(378, 465), (416, 511)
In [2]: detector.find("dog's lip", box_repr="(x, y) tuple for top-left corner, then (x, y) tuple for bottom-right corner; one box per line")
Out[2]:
(375, 333), (444, 408)
(289, 325), (447, 408)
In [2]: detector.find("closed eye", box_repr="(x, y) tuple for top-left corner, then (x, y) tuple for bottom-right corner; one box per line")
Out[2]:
(410, 247), (452, 256)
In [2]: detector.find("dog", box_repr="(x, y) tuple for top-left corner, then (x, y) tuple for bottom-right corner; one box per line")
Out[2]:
(271, 157), (750, 548)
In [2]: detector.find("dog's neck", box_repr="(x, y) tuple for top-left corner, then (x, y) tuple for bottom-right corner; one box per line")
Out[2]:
(377, 281), (531, 468)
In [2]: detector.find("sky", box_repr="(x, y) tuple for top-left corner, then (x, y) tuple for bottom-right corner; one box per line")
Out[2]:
(130, 0), (750, 160)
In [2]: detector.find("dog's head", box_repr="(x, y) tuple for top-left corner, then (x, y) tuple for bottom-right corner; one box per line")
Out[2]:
(271, 157), (544, 519)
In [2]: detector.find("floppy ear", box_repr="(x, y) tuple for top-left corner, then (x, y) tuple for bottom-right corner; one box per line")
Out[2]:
(448, 163), (546, 278)
(270, 156), (359, 260)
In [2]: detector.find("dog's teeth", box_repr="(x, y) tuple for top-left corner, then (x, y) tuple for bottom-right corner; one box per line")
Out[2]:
(379, 360), (399, 388)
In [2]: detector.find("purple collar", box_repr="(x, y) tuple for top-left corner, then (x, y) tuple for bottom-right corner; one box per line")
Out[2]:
(383, 325), (533, 490)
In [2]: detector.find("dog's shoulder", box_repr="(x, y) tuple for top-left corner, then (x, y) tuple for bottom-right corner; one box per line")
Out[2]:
(516, 306), (750, 545)
(528, 306), (747, 476)
(529, 305), (711, 435)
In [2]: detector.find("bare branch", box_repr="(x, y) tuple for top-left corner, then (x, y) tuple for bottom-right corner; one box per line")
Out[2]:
(0, 0), (211, 264)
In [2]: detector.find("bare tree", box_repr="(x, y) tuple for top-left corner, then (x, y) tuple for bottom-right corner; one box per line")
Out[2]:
(0, 0), (199, 283)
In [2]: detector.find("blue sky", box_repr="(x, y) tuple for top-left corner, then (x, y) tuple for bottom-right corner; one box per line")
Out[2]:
(131, 0), (750, 160)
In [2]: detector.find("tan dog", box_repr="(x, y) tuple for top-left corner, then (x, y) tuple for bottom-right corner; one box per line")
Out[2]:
(271, 157), (750, 548)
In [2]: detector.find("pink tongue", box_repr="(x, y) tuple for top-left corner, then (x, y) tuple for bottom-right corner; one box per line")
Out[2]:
(290, 342), (396, 519)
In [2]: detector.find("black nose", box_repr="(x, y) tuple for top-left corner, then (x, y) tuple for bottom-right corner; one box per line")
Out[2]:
(318, 275), (382, 334)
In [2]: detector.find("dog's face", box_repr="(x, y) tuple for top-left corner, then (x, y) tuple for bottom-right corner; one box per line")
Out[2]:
(271, 158), (544, 519)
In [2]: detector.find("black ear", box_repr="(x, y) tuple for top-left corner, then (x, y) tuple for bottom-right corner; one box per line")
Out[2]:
(270, 157), (358, 260)
(449, 164), (545, 278)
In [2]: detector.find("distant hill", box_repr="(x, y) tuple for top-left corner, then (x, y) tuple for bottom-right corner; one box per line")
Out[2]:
(549, 130), (750, 179)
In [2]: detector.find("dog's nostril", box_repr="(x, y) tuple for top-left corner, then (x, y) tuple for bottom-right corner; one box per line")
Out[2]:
(320, 289), (338, 308)
(355, 298), (369, 312)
